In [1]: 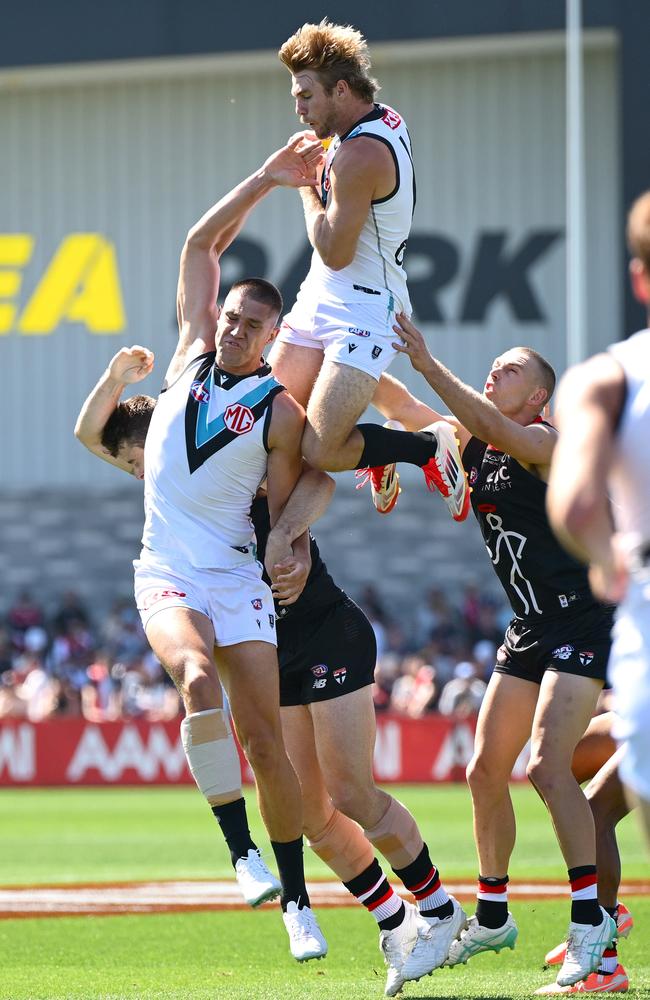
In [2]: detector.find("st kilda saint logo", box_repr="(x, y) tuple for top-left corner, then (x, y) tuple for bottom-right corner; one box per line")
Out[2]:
(224, 403), (255, 434)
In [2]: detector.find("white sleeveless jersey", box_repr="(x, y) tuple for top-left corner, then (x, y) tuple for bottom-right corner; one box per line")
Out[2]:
(298, 103), (415, 313)
(608, 328), (650, 546)
(141, 352), (284, 570)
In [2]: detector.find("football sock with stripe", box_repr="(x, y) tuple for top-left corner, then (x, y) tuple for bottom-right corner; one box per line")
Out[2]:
(568, 865), (602, 925)
(355, 423), (437, 469)
(344, 859), (405, 930)
(393, 846), (453, 919)
(475, 874), (509, 928)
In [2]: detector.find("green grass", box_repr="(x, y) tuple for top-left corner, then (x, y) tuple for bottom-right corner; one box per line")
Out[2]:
(0, 786), (647, 999)
(0, 901), (648, 999)
(0, 784), (647, 884)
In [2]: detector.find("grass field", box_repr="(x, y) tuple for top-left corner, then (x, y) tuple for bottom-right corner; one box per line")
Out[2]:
(0, 785), (647, 999)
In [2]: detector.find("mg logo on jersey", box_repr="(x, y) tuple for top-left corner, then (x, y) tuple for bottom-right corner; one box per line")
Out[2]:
(224, 403), (254, 434)
(382, 108), (402, 130)
(190, 381), (210, 404)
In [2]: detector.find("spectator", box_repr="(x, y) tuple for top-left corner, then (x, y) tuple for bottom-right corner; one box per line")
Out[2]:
(438, 661), (487, 718)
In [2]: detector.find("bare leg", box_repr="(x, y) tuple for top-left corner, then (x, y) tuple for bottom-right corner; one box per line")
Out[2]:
(467, 673), (539, 876)
(303, 361), (378, 471)
(526, 672), (602, 869)
(266, 341), (323, 408)
(585, 747), (629, 906)
(571, 711), (618, 784)
(215, 640), (302, 843)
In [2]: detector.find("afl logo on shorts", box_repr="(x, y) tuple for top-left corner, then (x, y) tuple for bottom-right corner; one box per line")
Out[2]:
(251, 598), (263, 611)
(224, 403), (255, 434)
(552, 644), (574, 661)
(191, 380), (210, 404)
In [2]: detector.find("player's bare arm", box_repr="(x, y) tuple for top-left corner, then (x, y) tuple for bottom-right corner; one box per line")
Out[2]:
(168, 137), (324, 386)
(547, 353), (628, 601)
(74, 346), (154, 473)
(394, 313), (556, 470)
(373, 372), (460, 434)
(265, 466), (336, 605)
(299, 138), (394, 270)
(265, 391), (308, 581)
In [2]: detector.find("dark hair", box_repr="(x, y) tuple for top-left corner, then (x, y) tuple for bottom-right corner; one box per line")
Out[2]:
(279, 20), (379, 102)
(229, 278), (283, 324)
(101, 395), (155, 456)
(521, 347), (556, 404)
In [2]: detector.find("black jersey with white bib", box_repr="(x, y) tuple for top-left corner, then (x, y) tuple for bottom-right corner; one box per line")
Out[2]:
(250, 496), (345, 622)
(462, 435), (597, 620)
(141, 353), (283, 571)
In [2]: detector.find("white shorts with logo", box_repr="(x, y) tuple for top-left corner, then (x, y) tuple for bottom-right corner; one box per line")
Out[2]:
(609, 571), (650, 800)
(279, 285), (400, 381)
(134, 556), (277, 648)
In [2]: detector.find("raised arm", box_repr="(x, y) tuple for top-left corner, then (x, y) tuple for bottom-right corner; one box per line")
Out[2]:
(393, 313), (555, 467)
(299, 137), (393, 270)
(547, 353), (627, 601)
(74, 346), (154, 474)
(168, 136), (324, 385)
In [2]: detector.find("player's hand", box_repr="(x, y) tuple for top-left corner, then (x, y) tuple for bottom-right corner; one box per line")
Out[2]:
(107, 346), (154, 384)
(261, 135), (324, 189)
(269, 556), (310, 606)
(392, 312), (434, 374)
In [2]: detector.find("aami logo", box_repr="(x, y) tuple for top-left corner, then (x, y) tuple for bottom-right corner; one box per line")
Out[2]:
(382, 108), (402, 130)
(191, 380), (210, 404)
(224, 403), (255, 434)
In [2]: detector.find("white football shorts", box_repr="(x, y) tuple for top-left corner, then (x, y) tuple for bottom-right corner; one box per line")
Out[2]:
(609, 571), (650, 800)
(279, 285), (400, 381)
(134, 557), (277, 648)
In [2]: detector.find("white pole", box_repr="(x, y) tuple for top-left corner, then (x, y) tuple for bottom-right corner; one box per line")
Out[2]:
(566, 0), (587, 366)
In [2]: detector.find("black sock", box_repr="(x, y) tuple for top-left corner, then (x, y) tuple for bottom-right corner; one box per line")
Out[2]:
(271, 837), (310, 911)
(355, 423), (437, 469)
(568, 865), (602, 925)
(475, 875), (509, 928)
(211, 797), (257, 867)
(393, 846), (453, 919)
(344, 858), (406, 931)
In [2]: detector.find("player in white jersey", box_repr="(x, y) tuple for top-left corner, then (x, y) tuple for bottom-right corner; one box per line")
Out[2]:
(77, 137), (330, 961)
(269, 20), (468, 519)
(548, 190), (650, 852)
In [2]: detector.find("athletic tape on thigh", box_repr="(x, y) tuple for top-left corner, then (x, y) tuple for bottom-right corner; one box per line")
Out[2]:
(307, 808), (374, 883)
(363, 796), (424, 870)
(180, 708), (242, 806)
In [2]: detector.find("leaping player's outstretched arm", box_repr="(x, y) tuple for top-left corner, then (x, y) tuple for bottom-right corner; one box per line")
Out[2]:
(169, 136), (324, 386)
(74, 346), (154, 474)
(547, 353), (627, 601)
(393, 313), (555, 468)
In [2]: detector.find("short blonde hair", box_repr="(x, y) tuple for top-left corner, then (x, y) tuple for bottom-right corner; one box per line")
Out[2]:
(279, 19), (379, 102)
(627, 190), (650, 272)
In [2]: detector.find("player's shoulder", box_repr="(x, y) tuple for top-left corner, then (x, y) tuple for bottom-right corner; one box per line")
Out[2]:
(269, 389), (305, 439)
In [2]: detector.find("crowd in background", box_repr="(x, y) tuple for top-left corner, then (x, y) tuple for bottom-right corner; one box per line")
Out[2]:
(0, 584), (512, 724)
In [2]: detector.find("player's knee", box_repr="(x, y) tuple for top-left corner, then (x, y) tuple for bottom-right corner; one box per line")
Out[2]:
(526, 754), (561, 797)
(181, 663), (221, 713)
(237, 722), (282, 775)
(329, 781), (374, 824)
(467, 752), (504, 794)
(301, 436), (334, 471)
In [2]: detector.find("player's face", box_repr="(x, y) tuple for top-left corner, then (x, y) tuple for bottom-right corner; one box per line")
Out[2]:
(214, 289), (278, 373)
(118, 443), (145, 480)
(291, 72), (337, 140)
(483, 350), (540, 415)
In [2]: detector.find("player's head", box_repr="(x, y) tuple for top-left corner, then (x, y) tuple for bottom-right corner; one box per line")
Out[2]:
(214, 278), (283, 373)
(279, 20), (379, 139)
(484, 347), (556, 419)
(627, 190), (650, 311)
(101, 394), (155, 480)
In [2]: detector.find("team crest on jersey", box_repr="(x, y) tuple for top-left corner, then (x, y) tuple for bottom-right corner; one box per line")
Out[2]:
(333, 668), (347, 685)
(311, 664), (328, 678)
(579, 651), (595, 667)
(552, 644), (574, 660)
(224, 403), (255, 435)
(251, 597), (263, 611)
(190, 380), (210, 404)
(382, 108), (402, 129)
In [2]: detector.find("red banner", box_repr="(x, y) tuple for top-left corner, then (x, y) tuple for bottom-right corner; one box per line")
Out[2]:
(0, 716), (530, 786)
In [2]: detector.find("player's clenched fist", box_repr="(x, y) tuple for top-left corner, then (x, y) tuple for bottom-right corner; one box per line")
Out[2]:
(107, 346), (155, 384)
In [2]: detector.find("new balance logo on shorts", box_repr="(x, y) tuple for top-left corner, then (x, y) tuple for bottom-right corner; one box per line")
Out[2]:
(313, 678), (327, 690)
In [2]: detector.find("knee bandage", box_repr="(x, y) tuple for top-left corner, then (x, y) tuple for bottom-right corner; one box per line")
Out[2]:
(363, 796), (423, 869)
(308, 809), (374, 883)
(180, 708), (242, 806)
